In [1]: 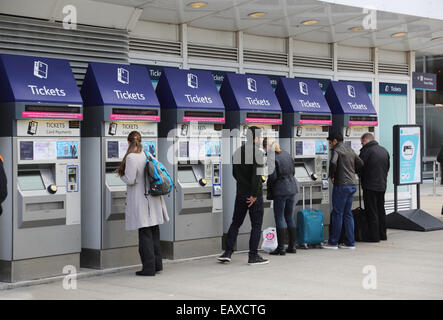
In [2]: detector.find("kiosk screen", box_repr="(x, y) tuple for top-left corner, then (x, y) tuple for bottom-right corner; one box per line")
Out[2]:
(294, 164), (310, 179)
(18, 172), (45, 191)
(178, 169), (196, 183)
(106, 173), (126, 186)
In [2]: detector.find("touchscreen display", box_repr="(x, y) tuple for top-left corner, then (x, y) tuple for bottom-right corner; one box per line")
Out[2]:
(178, 169), (196, 183)
(18, 172), (45, 191)
(294, 164), (310, 179)
(106, 173), (126, 186)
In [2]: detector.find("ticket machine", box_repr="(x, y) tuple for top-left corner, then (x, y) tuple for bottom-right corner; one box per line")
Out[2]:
(325, 81), (378, 208)
(276, 78), (332, 223)
(220, 73), (282, 251)
(325, 81), (378, 154)
(80, 62), (160, 268)
(156, 68), (225, 259)
(0, 54), (83, 282)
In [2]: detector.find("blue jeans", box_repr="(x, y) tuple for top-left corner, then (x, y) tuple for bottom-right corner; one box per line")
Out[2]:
(329, 185), (356, 246)
(273, 195), (297, 229)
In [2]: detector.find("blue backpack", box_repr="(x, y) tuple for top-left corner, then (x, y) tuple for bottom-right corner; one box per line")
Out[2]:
(144, 151), (173, 197)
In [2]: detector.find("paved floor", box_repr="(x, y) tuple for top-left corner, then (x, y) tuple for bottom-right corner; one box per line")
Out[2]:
(0, 226), (442, 300)
(0, 182), (442, 300)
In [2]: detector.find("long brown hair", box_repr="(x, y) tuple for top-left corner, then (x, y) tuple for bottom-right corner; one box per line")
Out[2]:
(117, 131), (143, 176)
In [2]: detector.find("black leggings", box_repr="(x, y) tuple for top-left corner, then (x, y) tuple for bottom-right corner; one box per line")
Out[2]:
(138, 225), (162, 275)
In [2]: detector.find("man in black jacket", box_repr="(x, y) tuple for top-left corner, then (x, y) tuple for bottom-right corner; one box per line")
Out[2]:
(0, 154), (7, 216)
(218, 126), (269, 265)
(359, 133), (390, 242)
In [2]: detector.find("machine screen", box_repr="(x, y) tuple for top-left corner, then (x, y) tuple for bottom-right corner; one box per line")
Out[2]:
(178, 169), (196, 183)
(294, 164), (310, 179)
(18, 172), (45, 191)
(106, 173), (126, 186)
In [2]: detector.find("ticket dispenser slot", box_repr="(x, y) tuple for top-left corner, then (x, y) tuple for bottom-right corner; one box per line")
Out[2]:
(105, 162), (126, 221)
(17, 166), (66, 228)
(177, 164), (213, 215)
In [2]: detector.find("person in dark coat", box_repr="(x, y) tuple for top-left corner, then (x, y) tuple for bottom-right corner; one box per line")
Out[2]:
(359, 132), (390, 242)
(264, 138), (298, 255)
(218, 126), (269, 265)
(0, 154), (7, 216)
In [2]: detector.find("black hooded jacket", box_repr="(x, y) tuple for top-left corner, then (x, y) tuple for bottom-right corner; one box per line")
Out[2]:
(359, 140), (390, 192)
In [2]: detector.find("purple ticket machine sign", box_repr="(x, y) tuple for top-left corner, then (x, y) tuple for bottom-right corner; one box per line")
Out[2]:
(325, 81), (377, 154)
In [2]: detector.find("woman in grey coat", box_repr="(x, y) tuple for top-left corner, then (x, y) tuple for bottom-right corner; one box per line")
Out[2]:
(117, 131), (169, 276)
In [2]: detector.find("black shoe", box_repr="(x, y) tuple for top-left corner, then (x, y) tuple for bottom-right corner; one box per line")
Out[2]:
(217, 251), (232, 263)
(136, 270), (155, 276)
(269, 248), (286, 255)
(248, 254), (269, 265)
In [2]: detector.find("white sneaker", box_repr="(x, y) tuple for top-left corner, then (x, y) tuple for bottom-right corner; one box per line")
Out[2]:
(321, 244), (338, 250)
(339, 244), (356, 249)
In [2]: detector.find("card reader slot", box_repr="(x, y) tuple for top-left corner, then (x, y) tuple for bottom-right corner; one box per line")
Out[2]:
(184, 192), (211, 201)
(26, 201), (64, 212)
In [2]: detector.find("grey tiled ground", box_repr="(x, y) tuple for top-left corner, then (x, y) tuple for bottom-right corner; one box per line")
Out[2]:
(0, 226), (442, 300)
(0, 183), (441, 300)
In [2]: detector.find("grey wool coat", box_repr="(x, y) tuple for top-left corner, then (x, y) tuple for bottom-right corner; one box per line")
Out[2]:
(120, 152), (169, 231)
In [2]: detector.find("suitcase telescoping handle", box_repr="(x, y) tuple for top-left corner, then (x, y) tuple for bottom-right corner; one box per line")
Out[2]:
(301, 184), (313, 210)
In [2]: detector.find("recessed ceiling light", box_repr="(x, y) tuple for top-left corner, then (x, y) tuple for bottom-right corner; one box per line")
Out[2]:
(187, 2), (207, 9)
(391, 32), (407, 38)
(348, 26), (363, 32)
(301, 20), (318, 25)
(431, 37), (443, 42)
(248, 12), (266, 18)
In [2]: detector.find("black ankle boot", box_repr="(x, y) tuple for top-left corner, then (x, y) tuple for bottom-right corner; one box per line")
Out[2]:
(270, 228), (286, 255)
(286, 227), (297, 253)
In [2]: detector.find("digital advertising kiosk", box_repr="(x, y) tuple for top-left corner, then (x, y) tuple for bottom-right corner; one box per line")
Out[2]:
(325, 81), (378, 154)
(80, 62), (160, 269)
(276, 77), (332, 222)
(156, 68), (225, 259)
(220, 73), (282, 251)
(0, 54), (83, 282)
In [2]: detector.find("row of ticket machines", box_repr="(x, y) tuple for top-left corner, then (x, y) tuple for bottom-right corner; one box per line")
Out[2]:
(0, 53), (378, 282)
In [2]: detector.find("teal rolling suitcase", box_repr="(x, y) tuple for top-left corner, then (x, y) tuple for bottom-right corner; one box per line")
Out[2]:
(297, 185), (325, 249)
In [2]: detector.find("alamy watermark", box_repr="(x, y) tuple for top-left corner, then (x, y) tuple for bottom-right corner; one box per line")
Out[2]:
(362, 265), (377, 290)
(62, 265), (77, 290)
(62, 5), (77, 30)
